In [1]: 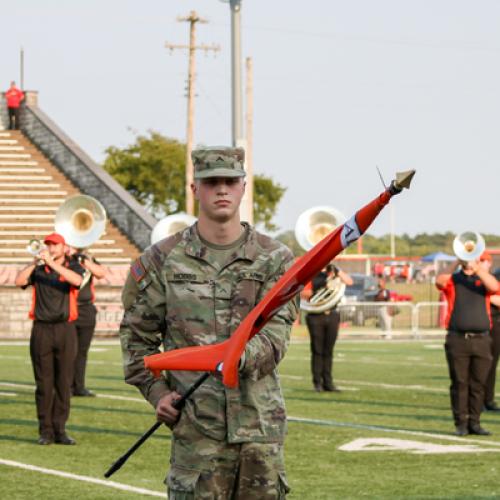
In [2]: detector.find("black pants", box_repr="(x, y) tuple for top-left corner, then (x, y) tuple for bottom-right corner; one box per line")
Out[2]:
(8, 106), (20, 129)
(444, 331), (492, 427)
(30, 321), (77, 438)
(485, 317), (500, 405)
(306, 310), (340, 389)
(72, 305), (97, 393)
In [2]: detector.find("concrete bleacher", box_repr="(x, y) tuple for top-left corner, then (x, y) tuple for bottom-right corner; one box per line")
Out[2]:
(0, 130), (140, 265)
(0, 92), (158, 338)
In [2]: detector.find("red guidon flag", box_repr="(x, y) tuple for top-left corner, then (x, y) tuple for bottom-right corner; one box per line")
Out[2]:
(144, 171), (415, 388)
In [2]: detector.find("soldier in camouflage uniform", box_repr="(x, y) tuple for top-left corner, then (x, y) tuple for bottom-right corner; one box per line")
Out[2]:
(119, 146), (298, 499)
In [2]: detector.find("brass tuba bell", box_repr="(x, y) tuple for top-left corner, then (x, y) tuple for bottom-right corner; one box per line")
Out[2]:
(294, 206), (346, 251)
(54, 195), (107, 249)
(151, 213), (197, 245)
(295, 206), (347, 312)
(453, 231), (485, 262)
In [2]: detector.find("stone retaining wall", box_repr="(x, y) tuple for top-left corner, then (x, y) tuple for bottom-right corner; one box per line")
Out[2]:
(0, 286), (123, 339)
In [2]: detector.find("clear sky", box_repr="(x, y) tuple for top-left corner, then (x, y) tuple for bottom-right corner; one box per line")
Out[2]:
(2, 1), (499, 237)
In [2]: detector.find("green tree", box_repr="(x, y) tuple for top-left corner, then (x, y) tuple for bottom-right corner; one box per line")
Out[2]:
(103, 131), (287, 228)
(276, 229), (500, 258)
(253, 175), (286, 231)
(103, 131), (185, 216)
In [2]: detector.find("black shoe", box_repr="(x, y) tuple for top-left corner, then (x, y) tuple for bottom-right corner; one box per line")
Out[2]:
(314, 384), (323, 392)
(454, 425), (469, 436)
(469, 424), (491, 436)
(485, 402), (500, 412)
(37, 435), (54, 445)
(323, 384), (341, 392)
(55, 434), (76, 445)
(73, 388), (95, 397)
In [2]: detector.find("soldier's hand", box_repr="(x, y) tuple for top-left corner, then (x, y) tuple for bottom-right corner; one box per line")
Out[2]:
(156, 391), (181, 425)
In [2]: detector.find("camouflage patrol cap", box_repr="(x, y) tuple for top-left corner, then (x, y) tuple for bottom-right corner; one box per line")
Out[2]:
(192, 146), (246, 179)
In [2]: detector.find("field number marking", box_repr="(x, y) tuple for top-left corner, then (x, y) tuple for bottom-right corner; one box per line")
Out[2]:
(339, 438), (500, 454)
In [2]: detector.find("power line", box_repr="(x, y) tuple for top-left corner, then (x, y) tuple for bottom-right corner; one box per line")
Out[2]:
(212, 22), (500, 53)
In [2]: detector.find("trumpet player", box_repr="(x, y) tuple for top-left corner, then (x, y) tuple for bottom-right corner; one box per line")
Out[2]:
(302, 264), (353, 392)
(15, 233), (85, 445)
(436, 249), (498, 436)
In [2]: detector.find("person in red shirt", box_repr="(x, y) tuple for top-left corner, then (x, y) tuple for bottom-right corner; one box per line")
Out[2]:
(436, 253), (498, 436)
(5, 81), (24, 130)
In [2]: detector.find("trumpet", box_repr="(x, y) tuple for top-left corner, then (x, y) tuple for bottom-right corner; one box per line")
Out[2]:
(26, 239), (44, 256)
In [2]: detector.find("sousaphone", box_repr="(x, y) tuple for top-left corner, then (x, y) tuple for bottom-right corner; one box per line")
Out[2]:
(55, 195), (107, 249)
(295, 206), (347, 313)
(151, 213), (197, 245)
(453, 231), (485, 262)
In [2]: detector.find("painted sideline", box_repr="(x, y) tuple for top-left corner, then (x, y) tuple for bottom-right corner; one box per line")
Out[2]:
(0, 459), (165, 497)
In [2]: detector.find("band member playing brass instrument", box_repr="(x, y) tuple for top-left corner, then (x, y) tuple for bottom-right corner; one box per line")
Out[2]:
(15, 233), (85, 445)
(302, 263), (353, 392)
(437, 232), (499, 436)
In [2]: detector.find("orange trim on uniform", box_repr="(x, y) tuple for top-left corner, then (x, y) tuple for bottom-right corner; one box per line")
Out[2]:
(29, 287), (36, 320)
(439, 277), (456, 330)
(485, 294), (492, 329)
(68, 286), (79, 322)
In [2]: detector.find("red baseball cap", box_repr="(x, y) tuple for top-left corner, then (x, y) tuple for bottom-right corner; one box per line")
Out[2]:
(480, 251), (492, 262)
(44, 232), (66, 245)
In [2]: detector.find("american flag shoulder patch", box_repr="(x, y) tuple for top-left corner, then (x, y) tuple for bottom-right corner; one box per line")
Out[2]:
(130, 258), (147, 283)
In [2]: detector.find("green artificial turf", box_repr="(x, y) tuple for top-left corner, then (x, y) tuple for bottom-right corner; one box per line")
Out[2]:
(1, 336), (499, 499)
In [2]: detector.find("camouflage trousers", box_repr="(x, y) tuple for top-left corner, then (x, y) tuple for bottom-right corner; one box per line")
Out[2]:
(165, 415), (289, 499)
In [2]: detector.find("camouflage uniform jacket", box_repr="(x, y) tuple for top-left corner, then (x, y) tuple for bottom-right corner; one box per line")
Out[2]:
(119, 223), (298, 444)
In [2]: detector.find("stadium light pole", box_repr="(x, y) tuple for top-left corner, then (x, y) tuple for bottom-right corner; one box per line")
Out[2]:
(221, 0), (244, 147)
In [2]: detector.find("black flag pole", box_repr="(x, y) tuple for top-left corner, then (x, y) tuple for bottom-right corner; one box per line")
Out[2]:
(104, 372), (210, 478)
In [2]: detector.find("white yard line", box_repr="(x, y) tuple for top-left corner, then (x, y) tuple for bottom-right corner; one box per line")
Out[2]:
(0, 340), (122, 346)
(0, 382), (33, 389)
(280, 375), (447, 394)
(287, 416), (500, 448)
(96, 393), (147, 404)
(284, 355), (443, 368)
(0, 382), (146, 403)
(0, 377), (448, 396)
(336, 379), (447, 394)
(2, 383), (499, 452)
(0, 459), (165, 497)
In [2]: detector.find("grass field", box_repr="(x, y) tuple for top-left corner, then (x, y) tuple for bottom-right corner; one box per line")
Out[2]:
(1, 332), (500, 499)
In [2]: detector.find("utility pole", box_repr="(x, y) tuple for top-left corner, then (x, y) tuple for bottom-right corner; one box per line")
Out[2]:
(166, 11), (220, 215)
(241, 56), (253, 223)
(20, 47), (24, 90)
(229, 0), (243, 147)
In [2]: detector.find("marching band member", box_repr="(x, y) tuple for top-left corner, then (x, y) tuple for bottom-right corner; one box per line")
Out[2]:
(436, 247), (498, 436)
(15, 233), (84, 445)
(68, 247), (106, 397)
(302, 264), (352, 392)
